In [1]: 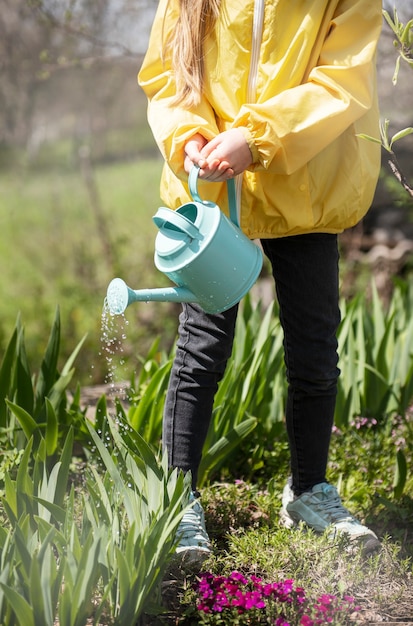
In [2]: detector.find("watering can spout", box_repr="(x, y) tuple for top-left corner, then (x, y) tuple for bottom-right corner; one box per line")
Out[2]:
(106, 278), (196, 315)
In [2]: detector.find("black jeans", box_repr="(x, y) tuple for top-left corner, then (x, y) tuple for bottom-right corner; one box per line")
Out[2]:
(162, 233), (341, 495)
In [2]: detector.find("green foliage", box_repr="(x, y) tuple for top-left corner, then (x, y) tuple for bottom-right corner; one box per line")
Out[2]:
(0, 433), (72, 626)
(126, 337), (173, 441)
(383, 8), (413, 83)
(224, 281), (413, 496)
(0, 310), (89, 469)
(0, 311), (192, 622)
(87, 419), (192, 624)
(0, 417), (191, 625)
(2, 276), (413, 502)
(336, 279), (413, 423)
(0, 277), (411, 623)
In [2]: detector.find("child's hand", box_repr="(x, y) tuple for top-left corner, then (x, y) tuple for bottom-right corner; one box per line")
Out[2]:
(184, 133), (208, 173)
(200, 129), (253, 182)
(183, 129), (252, 182)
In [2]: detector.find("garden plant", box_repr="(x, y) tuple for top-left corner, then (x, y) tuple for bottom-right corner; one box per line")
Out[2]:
(0, 276), (412, 624)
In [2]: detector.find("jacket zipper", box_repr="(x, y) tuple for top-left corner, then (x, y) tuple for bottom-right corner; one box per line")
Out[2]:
(248, 0), (265, 102)
(236, 0), (265, 225)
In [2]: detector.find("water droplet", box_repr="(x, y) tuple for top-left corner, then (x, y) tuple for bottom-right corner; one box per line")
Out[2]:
(99, 299), (129, 415)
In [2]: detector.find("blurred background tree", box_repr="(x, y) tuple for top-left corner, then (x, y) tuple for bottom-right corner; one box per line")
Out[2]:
(0, 0), (158, 162)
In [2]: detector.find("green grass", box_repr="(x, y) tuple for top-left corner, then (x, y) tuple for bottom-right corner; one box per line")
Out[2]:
(0, 158), (178, 384)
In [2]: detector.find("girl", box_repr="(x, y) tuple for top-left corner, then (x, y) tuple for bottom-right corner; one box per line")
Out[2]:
(138, 0), (383, 561)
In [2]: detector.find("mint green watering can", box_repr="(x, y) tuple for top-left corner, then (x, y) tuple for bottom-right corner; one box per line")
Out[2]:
(106, 166), (263, 315)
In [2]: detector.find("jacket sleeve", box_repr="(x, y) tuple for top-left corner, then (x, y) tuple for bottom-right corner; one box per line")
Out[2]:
(233, 0), (383, 175)
(138, 0), (220, 180)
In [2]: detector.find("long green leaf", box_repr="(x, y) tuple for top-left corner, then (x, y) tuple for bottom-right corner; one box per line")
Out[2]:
(12, 522), (33, 583)
(393, 449), (407, 499)
(128, 360), (171, 441)
(0, 325), (18, 426)
(45, 398), (58, 456)
(54, 429), (74, 510)
(5, 400), (38, 441)
(94, 393), (108, 437)
(70, 533), (101, 626)
(198, 416), (257, 487)
(29, 557), (51, 626)
(398, 358), (413, 416)
(16, 439), (34, 501)
(15, 336), (35, 416)
(47, 370), (75, 413)
(34, 308), (61, 410)
(0, 585), (35, 626)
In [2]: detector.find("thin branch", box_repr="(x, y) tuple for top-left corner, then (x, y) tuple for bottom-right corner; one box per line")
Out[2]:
(387, 153), (413, 198)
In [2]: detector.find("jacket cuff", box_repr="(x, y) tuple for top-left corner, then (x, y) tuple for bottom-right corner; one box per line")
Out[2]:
(234, 126), (260, 166)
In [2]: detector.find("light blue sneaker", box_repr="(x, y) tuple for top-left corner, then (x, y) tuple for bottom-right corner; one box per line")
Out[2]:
(280, 481), (380, 555)
(175, 492), (212, 565)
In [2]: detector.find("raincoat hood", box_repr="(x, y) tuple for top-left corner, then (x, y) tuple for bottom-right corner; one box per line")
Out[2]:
(138, 0), (382, 239)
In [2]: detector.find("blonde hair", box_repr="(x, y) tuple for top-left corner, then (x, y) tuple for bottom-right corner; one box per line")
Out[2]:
(165, 0), (221, 108)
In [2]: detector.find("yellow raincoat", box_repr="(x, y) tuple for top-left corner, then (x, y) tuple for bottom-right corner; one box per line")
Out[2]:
(138, 0), (382, 239)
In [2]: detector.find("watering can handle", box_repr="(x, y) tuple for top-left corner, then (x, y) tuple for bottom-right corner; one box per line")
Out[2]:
(188, 165), (239, 227)
(153, 207), (203, 240)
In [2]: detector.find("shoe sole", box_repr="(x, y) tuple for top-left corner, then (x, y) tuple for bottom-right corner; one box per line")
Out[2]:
(279, 508), (297, 529)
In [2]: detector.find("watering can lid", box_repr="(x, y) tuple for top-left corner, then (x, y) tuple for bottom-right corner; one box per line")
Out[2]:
(154, 205), (203, 260)
(155, 227), (192, 258)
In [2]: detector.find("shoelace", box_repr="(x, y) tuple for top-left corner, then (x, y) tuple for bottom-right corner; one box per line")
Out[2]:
(179, 505), (205, 538)
(315, 486), (354, 524)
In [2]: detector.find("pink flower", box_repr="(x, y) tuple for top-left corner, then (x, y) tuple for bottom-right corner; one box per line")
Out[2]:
(194, 571), (360, 623)
(229, 571), (248, 585)
(212, 590), (229, 612)
(244, 590), (266, 610)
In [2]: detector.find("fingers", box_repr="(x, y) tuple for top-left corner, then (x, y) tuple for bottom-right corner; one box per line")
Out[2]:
(185, 154), (234, 181)
(184, 129), (251, 180)
(184, 133), (209, 173)
(195, 157), (234, 182)
(199, 167), (235, 183)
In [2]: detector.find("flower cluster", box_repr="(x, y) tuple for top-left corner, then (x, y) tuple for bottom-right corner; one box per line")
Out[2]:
(194, 571), (360, 625)
(197, 571), (305, 615)
(350, 416), (378, 430)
